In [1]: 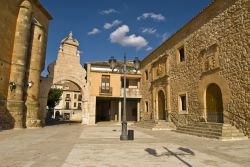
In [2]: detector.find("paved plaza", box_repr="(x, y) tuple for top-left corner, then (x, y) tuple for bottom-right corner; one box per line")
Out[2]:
(0, 123), (249, 167)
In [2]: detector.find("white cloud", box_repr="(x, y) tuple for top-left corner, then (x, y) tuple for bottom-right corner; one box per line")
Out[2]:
(87, 28), (101, 35)
(142, 28), (157, 34)
(110, 25), (148, 49)
(162, 32), (168, 42)
(100, 9), (118, 15)
(104, 20), (122, 29)
(146, 46), (153, 51)
(137, 12), (165, 21)
(155, 32), (169, 42)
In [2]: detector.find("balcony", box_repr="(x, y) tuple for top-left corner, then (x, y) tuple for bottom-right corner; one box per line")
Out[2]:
(65, 97), (71, 101)
(120, 88), (141, 98)
(99, 87), (113, 96)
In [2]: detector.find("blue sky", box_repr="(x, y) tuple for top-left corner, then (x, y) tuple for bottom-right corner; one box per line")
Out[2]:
(40, 0), (212, 76)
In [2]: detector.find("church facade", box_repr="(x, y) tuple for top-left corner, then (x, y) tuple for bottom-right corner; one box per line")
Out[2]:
(0, 0), (52, 129)
(139, 0), (249, 136)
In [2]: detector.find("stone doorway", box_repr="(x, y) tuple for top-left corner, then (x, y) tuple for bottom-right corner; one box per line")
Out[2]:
(158, 90), (166, 120)
(206, 83), (223, 123)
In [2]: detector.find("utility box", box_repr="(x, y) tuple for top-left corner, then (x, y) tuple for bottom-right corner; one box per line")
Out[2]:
(128, 130), (134, 140)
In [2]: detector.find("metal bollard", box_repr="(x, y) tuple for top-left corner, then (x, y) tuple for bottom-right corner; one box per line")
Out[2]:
(128, 130), (134, 140)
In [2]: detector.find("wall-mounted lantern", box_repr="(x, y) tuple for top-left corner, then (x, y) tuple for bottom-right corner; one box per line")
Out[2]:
(9, 82), (16, 91)
(27, 81), (34, 88)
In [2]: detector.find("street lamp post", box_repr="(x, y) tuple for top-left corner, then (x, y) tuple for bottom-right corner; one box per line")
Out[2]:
(109, 53), (140, 141)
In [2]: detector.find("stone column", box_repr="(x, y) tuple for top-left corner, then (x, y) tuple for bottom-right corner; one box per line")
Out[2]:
(7, 0), (33, 129)
(137, 99), (140, 122)
(26, 21), (45, 128)
(155, 98), (158, 120)
(82, 96), (88, 124)
(118, 99), (122, 122)
(166, 83), (171, 122)
(153, 88), (158, 121)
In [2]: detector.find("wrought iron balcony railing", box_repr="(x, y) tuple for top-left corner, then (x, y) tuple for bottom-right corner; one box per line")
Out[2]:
(99, 87), (113, 96)
(65, 97), (71, 101)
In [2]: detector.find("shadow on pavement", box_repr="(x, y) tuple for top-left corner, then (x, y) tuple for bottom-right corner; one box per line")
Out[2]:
(45, 119), (80, 126)
(145, 146), (195, 167)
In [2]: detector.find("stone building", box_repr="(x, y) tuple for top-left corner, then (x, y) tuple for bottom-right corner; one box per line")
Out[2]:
(0, 0), (52, 129)
(140, 0), (250, 137)
(52, 81), (82, 121)
(86, 61), (141, 124)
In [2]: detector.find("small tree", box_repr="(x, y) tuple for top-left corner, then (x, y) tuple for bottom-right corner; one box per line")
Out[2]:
(47, 88), (63, 109)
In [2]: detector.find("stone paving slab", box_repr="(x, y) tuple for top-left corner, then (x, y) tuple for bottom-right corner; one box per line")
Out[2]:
(62, 143), (241, 167)
(0, 124), (249, 167)
(65, 126), (243, 167)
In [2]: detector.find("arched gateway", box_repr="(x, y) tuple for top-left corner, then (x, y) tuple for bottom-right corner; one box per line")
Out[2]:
(39, 32), (90, 125)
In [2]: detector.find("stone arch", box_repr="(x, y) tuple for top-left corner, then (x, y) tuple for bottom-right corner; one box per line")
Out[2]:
(155, 87), (167, 120)
(39, 32), (89, 126)
(40, 65), (89, 125)
(198, 73), (231, 123)
(53, 76), (86, 94)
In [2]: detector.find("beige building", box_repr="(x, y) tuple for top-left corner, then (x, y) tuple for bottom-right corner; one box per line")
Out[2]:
(139, 0), (249, 137)
(52, 81), (82, 121)
(86, 61), (141, 123)
(0, 0), (52, 129)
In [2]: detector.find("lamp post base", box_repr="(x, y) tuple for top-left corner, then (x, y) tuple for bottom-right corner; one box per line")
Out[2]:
(120, 134), (128, 140)
(120, 121), (128, 140)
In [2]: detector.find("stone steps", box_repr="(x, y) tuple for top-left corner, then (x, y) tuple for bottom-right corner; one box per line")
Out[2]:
(96, 121), (135, 126)
(133, 120), (176, 130)
(175, 122), (248, 141)
(177, 127), (245, 137)
(177, 125), (240, 133)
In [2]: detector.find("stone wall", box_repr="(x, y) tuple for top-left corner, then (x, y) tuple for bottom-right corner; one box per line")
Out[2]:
(0, 0), (52, 129)
(0, 0), (20, 129)
(140, 0), (250, 136)
(139, 67), (153, 120)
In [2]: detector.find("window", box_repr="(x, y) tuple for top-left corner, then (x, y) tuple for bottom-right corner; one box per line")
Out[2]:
(179, 46), (185, 62)
(78, 103), (82, 109)
(74, 94), (77, 99)
(38, 34), (42, 41)
(145, 70), (149, 80)
(65, 94), (70, 101)
(78, 94), (82, 101)
(74, 102), (76, 107)
(65, 102), (70, 109)
(121, 78), (129, 88)
(179, 94), (187, 112)
(145, 101), (149, 112)
(101, 75), (110, 90)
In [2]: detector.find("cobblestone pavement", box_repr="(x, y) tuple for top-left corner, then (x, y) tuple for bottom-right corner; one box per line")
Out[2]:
(0, 123), (249, 167)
